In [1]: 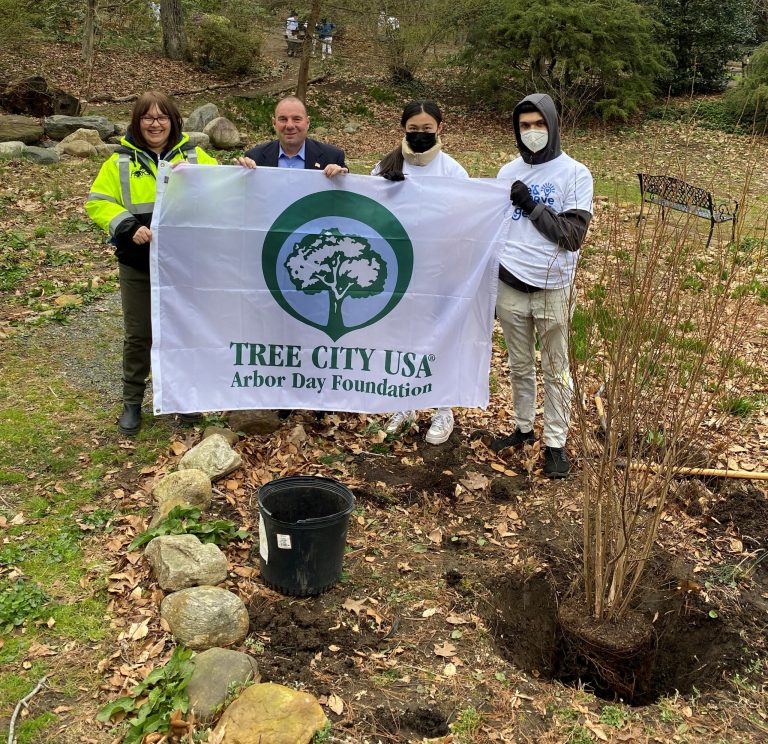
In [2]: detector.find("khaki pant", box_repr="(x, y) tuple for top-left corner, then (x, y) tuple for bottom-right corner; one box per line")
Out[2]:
(495, 281), (574, 448)
(119, 263), (152, 404)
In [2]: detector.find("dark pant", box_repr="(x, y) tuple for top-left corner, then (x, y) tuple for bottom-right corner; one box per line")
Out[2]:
(119, 263), (152, 404)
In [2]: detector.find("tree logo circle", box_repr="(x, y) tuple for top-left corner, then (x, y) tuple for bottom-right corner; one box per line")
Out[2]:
(263, 191), (414, 341)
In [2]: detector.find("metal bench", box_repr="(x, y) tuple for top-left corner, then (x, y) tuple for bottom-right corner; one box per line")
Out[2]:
(637, 173), (739, 247)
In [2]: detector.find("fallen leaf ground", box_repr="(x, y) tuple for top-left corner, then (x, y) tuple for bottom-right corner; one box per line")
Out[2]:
(1, 29), (768, 744)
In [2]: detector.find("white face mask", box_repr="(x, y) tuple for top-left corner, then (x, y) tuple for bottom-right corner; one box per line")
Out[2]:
(521, 129), (548, 153)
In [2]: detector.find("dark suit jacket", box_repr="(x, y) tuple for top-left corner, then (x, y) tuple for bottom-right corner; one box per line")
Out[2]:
(244, 138), (346, 169)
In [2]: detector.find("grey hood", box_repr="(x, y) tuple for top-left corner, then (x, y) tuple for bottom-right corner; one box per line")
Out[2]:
(512, 93), (561, 165)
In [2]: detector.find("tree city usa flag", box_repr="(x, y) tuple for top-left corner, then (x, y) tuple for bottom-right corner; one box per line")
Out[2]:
(149, 164), (512, 415)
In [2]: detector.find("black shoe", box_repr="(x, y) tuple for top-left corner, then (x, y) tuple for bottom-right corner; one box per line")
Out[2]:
(543, 446), (571, 478)
(492, 427), (535, 453)
(118, 403), (142, 436)
(179, 412), (203, 424)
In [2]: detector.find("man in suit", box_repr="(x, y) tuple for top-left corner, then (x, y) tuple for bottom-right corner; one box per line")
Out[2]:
(235, 96), (347, 176)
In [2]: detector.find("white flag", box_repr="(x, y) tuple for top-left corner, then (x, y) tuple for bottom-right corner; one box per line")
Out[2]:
(150, 164), (511, 414)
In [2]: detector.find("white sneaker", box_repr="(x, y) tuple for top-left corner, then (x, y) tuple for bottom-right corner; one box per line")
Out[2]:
(385, 410), (416, 435)
(426, 410), (454, 445)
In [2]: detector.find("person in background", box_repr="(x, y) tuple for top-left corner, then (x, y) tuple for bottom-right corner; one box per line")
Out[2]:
(285, 10), (299, 39)
(86, 91), (217, 436)
(373, 99), (469, 445)
(316, 18), (336, 59)
(494, 92), (593, 478)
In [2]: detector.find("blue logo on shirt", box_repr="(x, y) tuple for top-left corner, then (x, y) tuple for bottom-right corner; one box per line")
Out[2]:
(511, 182), (557, 221)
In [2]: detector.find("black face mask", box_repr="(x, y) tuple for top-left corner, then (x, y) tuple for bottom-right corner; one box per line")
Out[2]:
(405, 131), (437, 153)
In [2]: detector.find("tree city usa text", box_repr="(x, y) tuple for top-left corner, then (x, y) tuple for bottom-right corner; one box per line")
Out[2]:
(229, 342), (435, 397)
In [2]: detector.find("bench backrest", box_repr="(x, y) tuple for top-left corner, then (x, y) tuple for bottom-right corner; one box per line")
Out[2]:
(639, 174), (712, 211)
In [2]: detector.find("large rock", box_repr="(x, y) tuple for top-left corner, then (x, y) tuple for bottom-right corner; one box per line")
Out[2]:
(203, 117), (241, 149)
(0, 115), (44, 144)
(187, 648), (260, 722)
(0, 141), (25, 159)
(203, 426), (239, 446)
(151, 468), (212, 526)
(213, 683), (327, 744)
(22, 146), (61, 165)
(227, 410), (282, 436)
(96, 143), (121, 157)
(58, 140), (97, 158)
(184, 131), (210, 149)
(0, 76), (80, 116)
(160, 586), (249, 650)
(178, 434), (241, 481)
(185, 103), (219, 133)
(58, 127), (103, 148)
(44, 114), (114, 141)
(145, 534), (228, 591)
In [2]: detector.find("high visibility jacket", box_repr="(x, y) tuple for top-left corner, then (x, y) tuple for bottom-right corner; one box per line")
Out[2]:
(86, 134), (217, 271)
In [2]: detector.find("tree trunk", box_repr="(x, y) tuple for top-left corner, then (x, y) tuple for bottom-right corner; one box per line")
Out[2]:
(81, 0), (98, 63)
(296, 0), (322, 101)
(161, 0), (188, 61)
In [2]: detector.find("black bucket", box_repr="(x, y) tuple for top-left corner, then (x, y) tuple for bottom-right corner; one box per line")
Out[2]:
(257, 476), (356, 596)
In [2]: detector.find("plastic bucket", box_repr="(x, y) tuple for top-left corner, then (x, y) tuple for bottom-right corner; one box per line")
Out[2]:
(257, 476), (355, 596)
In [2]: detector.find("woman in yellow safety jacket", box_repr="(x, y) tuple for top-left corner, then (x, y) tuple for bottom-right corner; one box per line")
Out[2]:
(86, 90), (217, 436)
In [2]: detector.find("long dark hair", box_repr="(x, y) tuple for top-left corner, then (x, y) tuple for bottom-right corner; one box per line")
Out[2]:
(377, 99), (443, 177)
(128, 90), (183, 153)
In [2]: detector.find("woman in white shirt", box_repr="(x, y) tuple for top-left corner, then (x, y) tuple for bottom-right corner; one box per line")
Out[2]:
(373, 100), (469, 445)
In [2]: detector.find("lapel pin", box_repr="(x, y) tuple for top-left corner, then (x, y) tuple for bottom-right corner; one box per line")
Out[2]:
(314, 162), (321, 168)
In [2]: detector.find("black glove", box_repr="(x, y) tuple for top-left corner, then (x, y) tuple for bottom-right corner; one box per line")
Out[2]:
(382, 170), (405, 182)
(510, 180), (537, 214)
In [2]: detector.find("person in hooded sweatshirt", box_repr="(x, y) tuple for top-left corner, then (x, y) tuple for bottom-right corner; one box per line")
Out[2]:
(493, 93), (593, 478)
(86, 91), (217, 437)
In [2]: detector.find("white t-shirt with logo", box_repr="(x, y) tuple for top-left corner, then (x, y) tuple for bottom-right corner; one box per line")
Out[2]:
(372, 151), (469, 179)
(497, 152), (593, 289)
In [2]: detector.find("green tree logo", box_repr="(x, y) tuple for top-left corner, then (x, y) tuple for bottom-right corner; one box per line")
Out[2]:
(263, 192), (413, 341)
(284, 228), (388, 336)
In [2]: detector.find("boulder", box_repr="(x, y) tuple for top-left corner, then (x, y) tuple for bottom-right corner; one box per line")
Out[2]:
(44, 114), (114, 141)
(185, 103), (219, 133)
(151, 469), (212, 526)
(0, 76), (80, 117)
(226, 410), (282, 436)
(178, 434), (241, 481)
(145, 534), (228, 591)
(58, 140), (97, 158)
(0, 141), (25, 159)
(203, 117), (241, 149)
(187, 648), (260, 722)
(0, 115), (44, 144)
(343, 121), (361, 134)
(57, 127), (103, 148)
(213, 683), (327, 744)
(160, 586), (249, 650)
(22, 146), (60, 165)
(96, 143), (120, 157)
(114, 121), (128, 136)
(184, 131), (210, 149)
(202, 426), (239, 446)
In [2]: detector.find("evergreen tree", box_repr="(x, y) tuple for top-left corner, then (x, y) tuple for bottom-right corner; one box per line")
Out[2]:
(462, 0), (668, 124)
(641, 0), (755, 93)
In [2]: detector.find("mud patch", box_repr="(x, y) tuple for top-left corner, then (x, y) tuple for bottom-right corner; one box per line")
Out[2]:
(247, 590), (380, 691)
(353, 431), (467, 501)
(708, 483), (768, 548)
(369, 704), (450, 739)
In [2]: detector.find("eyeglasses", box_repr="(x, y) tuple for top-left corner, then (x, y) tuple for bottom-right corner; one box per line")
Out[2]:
(140, 115), (170, 124)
